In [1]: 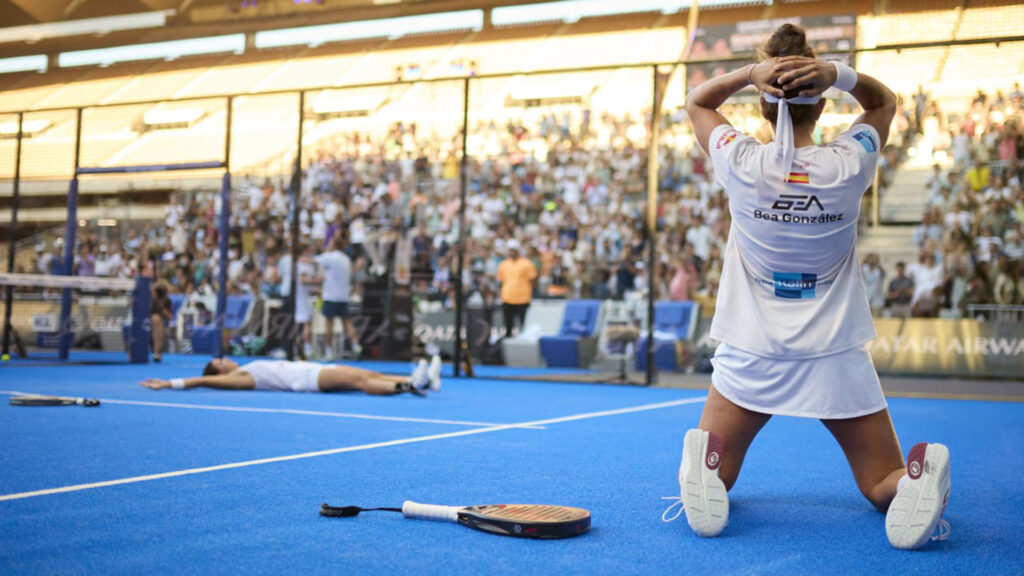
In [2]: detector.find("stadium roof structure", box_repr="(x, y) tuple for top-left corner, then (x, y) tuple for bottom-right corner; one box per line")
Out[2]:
(0, 0), (778, 60)
(0, 1), (566, 56)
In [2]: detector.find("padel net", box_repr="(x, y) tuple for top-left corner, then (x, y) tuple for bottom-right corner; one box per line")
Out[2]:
(0, 272), (151, 364)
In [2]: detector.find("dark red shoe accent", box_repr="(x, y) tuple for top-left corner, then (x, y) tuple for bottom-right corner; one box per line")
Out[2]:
(705, 431), (724, 471)
(907, 442), (928, 480)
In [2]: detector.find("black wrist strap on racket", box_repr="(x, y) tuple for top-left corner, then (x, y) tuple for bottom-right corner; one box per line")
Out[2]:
(320, 503), (402, 517)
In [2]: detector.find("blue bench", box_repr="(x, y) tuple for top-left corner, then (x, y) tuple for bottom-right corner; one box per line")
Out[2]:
(539, 299), (603, 368)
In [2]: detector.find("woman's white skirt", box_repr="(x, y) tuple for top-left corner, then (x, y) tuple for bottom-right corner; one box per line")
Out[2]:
(710, 342), (887, 420)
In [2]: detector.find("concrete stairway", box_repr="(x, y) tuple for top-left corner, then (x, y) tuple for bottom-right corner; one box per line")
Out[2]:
(880, 165), (931, 224)
(858, 224), (918, 273)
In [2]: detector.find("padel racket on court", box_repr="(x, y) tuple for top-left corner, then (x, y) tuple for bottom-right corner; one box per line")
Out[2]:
(320, 500), (590, 539)
(9, 395), (100, 407)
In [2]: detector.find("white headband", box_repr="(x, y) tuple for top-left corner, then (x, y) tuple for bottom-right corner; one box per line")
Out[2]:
(763, 92), (821, 182)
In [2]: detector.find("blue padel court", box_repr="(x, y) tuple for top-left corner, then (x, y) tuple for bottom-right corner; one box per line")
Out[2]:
(2, 355), (1023, 575)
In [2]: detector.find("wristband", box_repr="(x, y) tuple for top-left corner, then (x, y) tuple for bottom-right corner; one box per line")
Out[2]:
(831, 61), (858, 92)
(170, 378), (185, 390)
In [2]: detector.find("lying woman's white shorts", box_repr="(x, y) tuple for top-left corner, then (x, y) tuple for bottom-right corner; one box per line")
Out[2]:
(249, 362), (322, 392)
(710, 342), (887, 420)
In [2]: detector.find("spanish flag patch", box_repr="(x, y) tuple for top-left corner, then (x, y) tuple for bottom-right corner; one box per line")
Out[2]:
(786, 172), (810, 184)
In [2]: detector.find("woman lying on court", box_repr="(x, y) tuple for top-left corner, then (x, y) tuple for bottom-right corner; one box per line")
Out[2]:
(674, 24), (950, 550)
(140, 355), (442, 396)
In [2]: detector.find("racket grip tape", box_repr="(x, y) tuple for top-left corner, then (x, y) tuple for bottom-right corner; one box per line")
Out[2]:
(401, 501), (461, 522)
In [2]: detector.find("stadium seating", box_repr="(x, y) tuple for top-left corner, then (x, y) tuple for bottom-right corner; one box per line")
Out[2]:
(635, 300), (699, 372)
(2, 1), (1013, 184)
(4, 0), (1021, 362)
(102, 56), (228, 104)
(956, 4), (1024, 39)
(0, 68), (86, 113)
(253, 45), (370, 91)
(857, 10), (959, 47)
(936, 43), (1024, 97)
(538, 299), (603, 368)
(39, 62), (153, 109)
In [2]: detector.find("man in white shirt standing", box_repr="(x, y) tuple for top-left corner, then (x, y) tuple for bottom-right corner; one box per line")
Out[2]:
(164, 198), (184, 230)
(106, 243), (125, 278)
(94, 245), (111, 277)
(907, 251), (944, 307)
(316, 232), (360, 359)
(685, 212), (713, 267)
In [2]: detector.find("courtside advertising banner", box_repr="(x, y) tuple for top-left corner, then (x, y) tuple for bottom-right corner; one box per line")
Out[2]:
(868, 318), (1024, 379)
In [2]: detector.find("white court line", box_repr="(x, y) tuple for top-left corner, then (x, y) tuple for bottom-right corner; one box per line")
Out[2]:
(0, 390), (544, 429)
(0, 396), (706, 502)
(96, 399), (546, 429)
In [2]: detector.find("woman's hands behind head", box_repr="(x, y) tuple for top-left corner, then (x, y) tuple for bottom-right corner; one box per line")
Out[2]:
(749, 60), (785, 98)
(771, 56), (838, 99)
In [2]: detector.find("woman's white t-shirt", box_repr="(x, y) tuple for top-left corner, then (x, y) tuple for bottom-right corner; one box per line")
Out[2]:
(706, 123), (881, 359)
(242, 360), (321, 392)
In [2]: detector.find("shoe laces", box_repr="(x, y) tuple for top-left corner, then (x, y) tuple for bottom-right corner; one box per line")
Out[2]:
(931, 518), (951, 542)
(660, 496), (684, 523)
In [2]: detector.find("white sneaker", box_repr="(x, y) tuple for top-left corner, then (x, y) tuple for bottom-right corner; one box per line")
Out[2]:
(427, 354), (442, 392)
(324, 346), (334, 360)
(679, 428), (729, 537)
(410, 359), (430, 395)
(886, 442), (951, 550)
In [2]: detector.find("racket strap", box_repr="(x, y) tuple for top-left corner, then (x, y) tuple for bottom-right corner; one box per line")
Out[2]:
(319, 503), (402, 518)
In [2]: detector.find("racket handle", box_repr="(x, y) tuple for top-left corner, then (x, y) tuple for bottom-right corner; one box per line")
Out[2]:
(401, 501), (461, 523)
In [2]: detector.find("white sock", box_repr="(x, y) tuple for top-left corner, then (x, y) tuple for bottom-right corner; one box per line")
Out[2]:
(897, 474), (910, 492)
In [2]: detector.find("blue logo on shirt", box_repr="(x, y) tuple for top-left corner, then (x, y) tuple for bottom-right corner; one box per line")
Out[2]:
(853, 130), (876, 153)
(773, 272), (817, 299)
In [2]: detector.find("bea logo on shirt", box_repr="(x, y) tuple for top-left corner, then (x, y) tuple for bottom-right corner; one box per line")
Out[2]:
(771, 194), (824, 211)
(715, 129), (739, 149)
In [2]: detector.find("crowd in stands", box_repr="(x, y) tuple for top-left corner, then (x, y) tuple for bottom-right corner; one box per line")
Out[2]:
(23, 85), (1022, 324)
(866, 83), (1024, 319)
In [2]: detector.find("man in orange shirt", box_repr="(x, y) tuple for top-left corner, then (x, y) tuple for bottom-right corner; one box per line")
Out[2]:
(496, 239), (538, 337)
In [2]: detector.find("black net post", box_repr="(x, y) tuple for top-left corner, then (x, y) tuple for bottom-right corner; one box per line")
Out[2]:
(285, 91), (304, 362)
(1, 112), (23, 360)
(58, 108), (83, 360)
(645, 65), (661, 386)
(453, 77), (470, 377)
(215, 96), (234, 358)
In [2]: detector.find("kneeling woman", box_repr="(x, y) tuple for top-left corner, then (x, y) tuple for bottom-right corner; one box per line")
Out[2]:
(141, 355), (441, 396)
(676, 23), (950, 550)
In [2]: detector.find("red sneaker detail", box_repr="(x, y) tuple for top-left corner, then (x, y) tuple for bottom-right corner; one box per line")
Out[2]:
(705, 431), (723, 471)
(907, 442), (928, 480)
